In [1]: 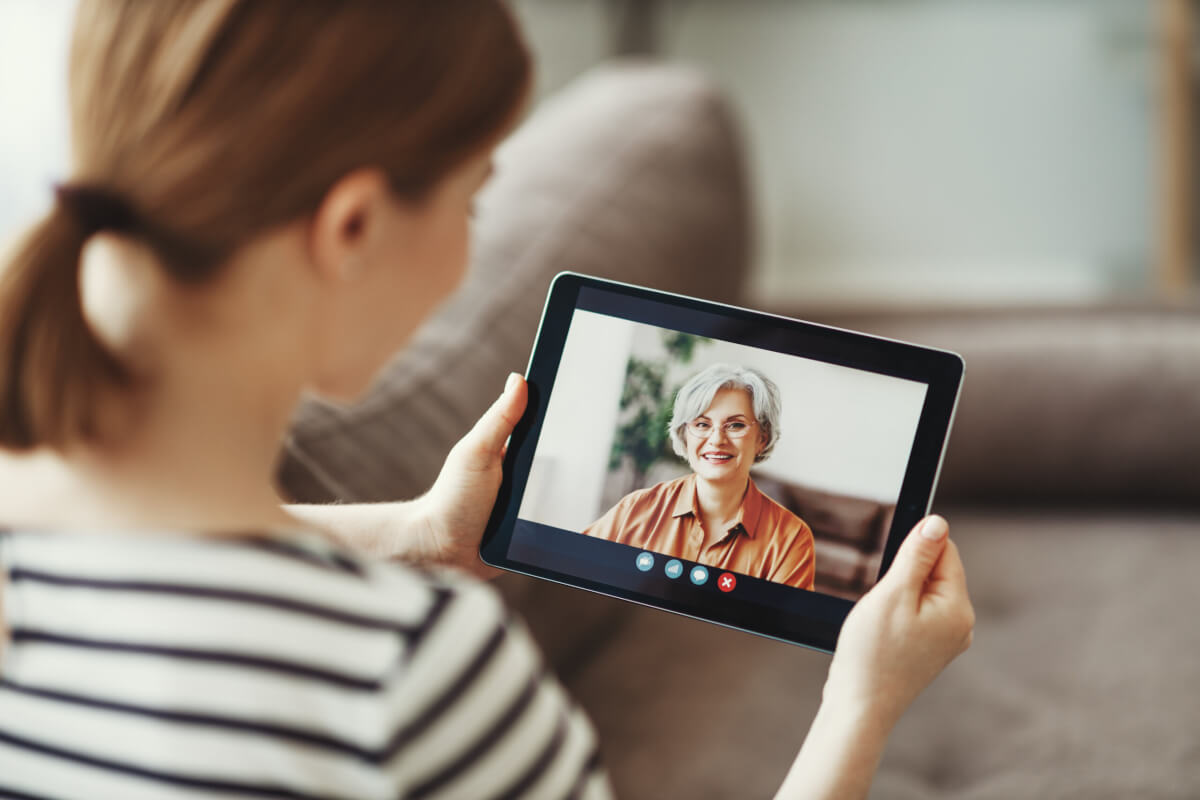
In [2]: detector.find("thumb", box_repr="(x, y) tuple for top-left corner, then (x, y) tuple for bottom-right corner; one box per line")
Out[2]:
(884, 515), (949, 595)
(456, 373), (528, 464)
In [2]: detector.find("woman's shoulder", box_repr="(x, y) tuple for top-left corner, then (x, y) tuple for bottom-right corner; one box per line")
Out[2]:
(0, 528), (595, 797)
(269, 532), (523, 674)
(0, 526), (502, 647)
(747, 480), (814, 540)
(249, 528), (511, 641)
(0, 526), (518, 720)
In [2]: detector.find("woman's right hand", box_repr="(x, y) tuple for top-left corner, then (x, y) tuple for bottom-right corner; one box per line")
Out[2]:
(774, 516), (973, 800)
(823, 515), (975, 728)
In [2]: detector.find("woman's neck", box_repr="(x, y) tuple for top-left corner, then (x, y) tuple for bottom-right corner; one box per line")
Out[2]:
(0, 341), (304, 535)
(0, 230), (326, 536)
(694, 474), (750, 536)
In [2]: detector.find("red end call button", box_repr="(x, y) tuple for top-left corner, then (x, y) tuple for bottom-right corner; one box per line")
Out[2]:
(717, 572), (736, 592)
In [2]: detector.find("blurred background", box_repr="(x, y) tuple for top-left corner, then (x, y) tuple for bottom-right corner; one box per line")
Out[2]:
(6, 7), (1198, 793)
(2, 0), (1197, 306)
(507, 0), (1199, 306)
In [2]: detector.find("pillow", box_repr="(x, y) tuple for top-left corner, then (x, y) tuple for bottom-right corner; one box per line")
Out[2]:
(785, 306), (1200, 507)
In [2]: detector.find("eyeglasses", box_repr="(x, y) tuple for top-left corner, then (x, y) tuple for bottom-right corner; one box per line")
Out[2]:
(685, 419), (757, 439)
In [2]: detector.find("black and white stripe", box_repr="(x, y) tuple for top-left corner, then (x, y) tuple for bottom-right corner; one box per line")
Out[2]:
(0, 530), (612, 799)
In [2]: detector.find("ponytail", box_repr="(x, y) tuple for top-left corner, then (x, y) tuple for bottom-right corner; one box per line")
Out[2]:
(0, 194), (133, 451)
(1, 0), (532, 451)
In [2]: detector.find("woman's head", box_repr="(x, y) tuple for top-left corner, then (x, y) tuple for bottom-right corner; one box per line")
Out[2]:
(0, 0), (530, 451)
(668, 364), (782, 482)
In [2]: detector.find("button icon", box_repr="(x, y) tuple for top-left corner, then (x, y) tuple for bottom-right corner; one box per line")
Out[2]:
(717, 572), (737, 592)
(665, 559), (683, 579)
(689, 565), (709, 586)
(636, 552), (655, 572)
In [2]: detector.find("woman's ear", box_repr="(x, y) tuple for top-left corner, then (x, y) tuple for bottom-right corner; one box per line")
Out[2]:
(307, 169), (392, 283)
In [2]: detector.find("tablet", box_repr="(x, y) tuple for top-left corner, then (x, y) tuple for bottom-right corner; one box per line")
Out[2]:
(481, 273), (964, 652)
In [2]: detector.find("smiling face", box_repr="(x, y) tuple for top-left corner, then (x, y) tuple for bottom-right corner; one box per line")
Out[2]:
(684, 387), (767, 487)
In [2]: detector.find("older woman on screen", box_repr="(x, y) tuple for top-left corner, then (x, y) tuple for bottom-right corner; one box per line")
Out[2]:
(584, 363), (815, 590)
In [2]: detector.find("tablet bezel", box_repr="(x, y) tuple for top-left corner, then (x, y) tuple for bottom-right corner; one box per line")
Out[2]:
(481, 273), (964, 653)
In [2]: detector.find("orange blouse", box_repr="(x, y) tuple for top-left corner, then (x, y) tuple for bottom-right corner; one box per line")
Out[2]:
(583, 474), (815, 590)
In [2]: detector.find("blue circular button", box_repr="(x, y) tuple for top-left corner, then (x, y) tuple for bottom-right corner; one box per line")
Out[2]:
(689, 565), (709, 586)
(665, 559), (683, 579)
(636, 552), (655, 572)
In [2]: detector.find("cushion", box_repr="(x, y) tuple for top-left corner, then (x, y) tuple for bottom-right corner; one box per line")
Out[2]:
(561, 508), (1200, 799)
(777, 306), (1200, 507)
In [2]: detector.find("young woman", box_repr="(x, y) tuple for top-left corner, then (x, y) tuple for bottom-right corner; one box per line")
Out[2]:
(0, 2), (973, 798)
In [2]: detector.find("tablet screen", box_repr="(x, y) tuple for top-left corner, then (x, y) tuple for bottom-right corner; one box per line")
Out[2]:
(482, 274), (963, 652)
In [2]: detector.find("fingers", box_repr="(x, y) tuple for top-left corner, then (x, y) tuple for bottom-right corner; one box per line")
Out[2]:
(926, 539), (974, 640)
(886, 515), (950, 596)
(927, 537), (968, 595)
(459, 373), (528, 462)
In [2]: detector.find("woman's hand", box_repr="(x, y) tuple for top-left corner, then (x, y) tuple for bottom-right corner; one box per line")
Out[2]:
(824, 514), (975, 728)
(775, 516), (973, 800)
(413, 373), (527, 578)
(284, 374), (526, 576)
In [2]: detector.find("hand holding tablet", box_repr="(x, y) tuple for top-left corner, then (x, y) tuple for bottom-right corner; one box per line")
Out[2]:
(825, 515), (974, 723)
(481, 273), (965, 652)
(775, 515), (974, 799)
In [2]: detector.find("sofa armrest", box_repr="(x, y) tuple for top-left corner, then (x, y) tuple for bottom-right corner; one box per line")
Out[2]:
(777, 304), (1200, 507)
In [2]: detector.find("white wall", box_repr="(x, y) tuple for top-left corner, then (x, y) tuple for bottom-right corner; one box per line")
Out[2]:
(7, 1), (1153, 302)
(0, 1), (75, 247)
(511, 0), (1155, 303)
(691, 337), (927, 503)
(519, 310), (928, 531)
(518, 310), (633, 529)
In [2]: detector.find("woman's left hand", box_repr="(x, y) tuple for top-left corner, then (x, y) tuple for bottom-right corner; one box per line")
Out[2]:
(414, 373), (527, 578)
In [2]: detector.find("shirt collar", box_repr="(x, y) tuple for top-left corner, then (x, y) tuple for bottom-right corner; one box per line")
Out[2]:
(671, 473), (766, 539)
(670, 474), (698, 519)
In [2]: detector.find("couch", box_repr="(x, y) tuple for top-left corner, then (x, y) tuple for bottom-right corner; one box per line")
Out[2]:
(279, 62), (1200, 799)
(753, 474), (895, 600)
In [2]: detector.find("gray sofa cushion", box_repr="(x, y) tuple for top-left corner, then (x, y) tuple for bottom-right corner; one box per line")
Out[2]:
(562, 508), (1200, 800)
(785, 307), (1200, 507)
(877, 508), (1200, 799)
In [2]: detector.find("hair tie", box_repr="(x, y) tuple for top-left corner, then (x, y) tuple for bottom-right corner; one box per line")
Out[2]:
(54, 183), (139, 235)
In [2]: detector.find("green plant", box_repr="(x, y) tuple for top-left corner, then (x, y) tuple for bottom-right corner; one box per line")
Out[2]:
(608, 331), (711, 490)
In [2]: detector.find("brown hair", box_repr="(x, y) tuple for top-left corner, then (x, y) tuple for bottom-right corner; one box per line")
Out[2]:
(0, 0), (530, 451)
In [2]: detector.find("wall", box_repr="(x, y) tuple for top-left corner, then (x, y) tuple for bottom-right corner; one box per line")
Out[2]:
(511, 0), (1155, 304)
(518, 310), (633, 529)
(0, 0), (74, 247)
(2, 1), (1158, 304)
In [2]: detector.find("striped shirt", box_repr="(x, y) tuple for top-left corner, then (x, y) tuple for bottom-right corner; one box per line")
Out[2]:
(0, 529), (612, 800)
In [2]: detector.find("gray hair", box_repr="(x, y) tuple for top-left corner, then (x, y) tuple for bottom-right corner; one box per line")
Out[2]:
(668, 363), (782, 463)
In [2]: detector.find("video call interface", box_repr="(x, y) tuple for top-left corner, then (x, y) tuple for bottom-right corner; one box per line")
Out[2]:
(507, 287), (930, 618)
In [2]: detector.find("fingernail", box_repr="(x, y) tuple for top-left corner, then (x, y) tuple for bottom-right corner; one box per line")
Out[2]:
(920, 515), (948, 541)
(505, 372), (520, 393)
